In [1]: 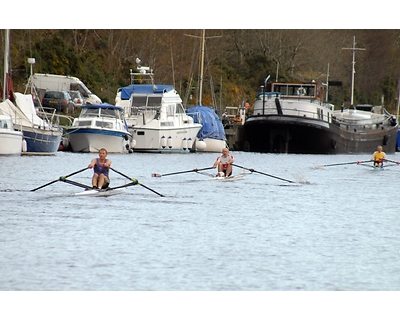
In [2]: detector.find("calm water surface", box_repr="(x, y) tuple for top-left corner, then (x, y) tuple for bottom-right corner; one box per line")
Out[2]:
(1, 151), (399, 292)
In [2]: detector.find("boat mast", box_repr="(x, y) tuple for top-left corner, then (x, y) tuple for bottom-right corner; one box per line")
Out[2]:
(199, 29), (205, 106)
(342, 36), (365, 107)
(3, 29), (10, 100)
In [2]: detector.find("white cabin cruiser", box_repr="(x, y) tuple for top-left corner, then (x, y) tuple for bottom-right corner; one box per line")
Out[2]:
(65, 103), (133, 153)
(115, 64), (201, 153)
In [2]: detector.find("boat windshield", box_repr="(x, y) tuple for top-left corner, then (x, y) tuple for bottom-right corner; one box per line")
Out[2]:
(81, 107), (121, 118)
(131, 95), (162, 107)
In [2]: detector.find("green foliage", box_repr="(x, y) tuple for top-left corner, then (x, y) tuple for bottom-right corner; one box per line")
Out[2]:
(3, 29), (400, 109)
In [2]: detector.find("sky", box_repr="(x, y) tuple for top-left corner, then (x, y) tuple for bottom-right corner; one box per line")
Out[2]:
(2, 1), (398, 29)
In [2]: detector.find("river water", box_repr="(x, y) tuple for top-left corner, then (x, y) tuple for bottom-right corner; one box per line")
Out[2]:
(1, 151), (399, 317)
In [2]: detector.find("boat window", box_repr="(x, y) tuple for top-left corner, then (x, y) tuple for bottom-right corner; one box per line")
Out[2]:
(166, 105), (175, 116)
(176, 103), (185, 114)
(75, 120), (92, 126)
(131, 95), (147, 107)
(100, 108), (118, 117)
(95, 121), (113, 128)
(1, 120), (9, 129)
(273, 84), (316, 98)
(81, 108), (99, 117)
(147, 96), (162, 106)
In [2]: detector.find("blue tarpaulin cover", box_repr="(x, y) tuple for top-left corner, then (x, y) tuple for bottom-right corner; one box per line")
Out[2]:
(186, 106), (226, 140)
(120, 84), (175, 100)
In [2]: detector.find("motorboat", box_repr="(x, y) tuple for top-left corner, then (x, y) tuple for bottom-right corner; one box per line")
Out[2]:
(0, 113), (24, 156)
(186, 105), (227, 152)
(115, 62), (201, 153)
(65, 103), (134, 153)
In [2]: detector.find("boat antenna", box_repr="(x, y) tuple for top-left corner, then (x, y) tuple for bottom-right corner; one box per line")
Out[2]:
(342, 36), (365, 107)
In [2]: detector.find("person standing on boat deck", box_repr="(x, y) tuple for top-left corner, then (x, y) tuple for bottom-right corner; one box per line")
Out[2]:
(88, 148), (112, 189)
(371, 145), (387, 167)
(213, 147), (234, 177)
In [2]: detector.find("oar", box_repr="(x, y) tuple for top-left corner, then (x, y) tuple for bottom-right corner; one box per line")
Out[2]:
(59, 179), (92, 190)
(385, 159), (400, 165)
(315, 160), (372, 169)
(110, 167), (165, 197)
(30, 167), (89, 191)
(233, 164), (295, 183)
(151, 167), (214, 177)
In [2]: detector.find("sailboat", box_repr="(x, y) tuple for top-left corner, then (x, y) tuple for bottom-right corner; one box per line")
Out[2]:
(185, 30), (227, 152)
(0, 29), (23, 156)
(0, 30), (62, 155)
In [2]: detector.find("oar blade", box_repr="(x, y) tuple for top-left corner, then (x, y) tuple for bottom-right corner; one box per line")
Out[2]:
(152, 173), (162, 177)
(30, 179), (59, 192)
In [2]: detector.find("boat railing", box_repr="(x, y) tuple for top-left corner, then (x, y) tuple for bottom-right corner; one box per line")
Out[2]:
(253, 105), (332, 123)
(37, 108), (67, 130)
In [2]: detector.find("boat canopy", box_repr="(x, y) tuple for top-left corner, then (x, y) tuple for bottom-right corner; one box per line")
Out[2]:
(120, 84), (175, 100)
(82, 103), (123, 110)
(186, 106), (226, 140)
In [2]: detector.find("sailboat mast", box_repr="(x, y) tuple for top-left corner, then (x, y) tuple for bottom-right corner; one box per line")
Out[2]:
(199, 29), (205, 106)
(3, 29), (10, 100)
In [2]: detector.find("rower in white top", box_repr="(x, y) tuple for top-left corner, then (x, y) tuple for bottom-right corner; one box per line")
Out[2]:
(212, 147), (234, 177)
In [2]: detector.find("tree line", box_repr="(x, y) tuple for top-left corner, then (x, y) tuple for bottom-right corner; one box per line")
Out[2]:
(2, 29), (400, 114)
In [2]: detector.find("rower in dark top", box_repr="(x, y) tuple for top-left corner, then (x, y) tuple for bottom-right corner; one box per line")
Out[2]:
(88, 148), (112, 189)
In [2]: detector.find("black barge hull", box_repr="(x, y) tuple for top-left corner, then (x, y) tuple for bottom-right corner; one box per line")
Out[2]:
(244, 115), (398, 154)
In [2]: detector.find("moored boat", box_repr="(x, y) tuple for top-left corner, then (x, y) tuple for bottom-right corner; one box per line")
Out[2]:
(0, 29), (24, 156)
(244, 81), (398, 154)
(244, 37), (398, 154)
(115, 62), (202, 153)
(65, 103), (134, 153)
(0, 93), (62, 155)
(0, 113), (23, 156)
(186, 106), (227, 152)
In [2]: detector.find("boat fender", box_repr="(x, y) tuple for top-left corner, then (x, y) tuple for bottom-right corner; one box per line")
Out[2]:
(187, 137), (193, 150)
(196, 139), (207, 151)
(383, 134), (388, 145)
(124, 134), (129, 141)
(182, 138), (187, 150)
(167, 136), (173, 149)
(331, 139), (337, 149)
(125, 143), (130, 150)
(161, 136), (166, 149)
(130, 139), (136, 148)
(21, 139), (27, 152)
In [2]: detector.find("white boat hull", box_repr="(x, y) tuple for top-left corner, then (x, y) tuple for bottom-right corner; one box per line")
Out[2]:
(75, 187), (126, 196)
(212, 173), (247, 181)
(67, 129), (132, 153)
(0, 115), (23, 156)
(130, 125), (201, 153)
(0, 130), (23, 156)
